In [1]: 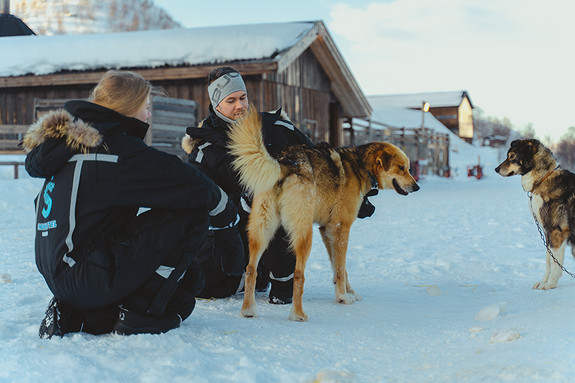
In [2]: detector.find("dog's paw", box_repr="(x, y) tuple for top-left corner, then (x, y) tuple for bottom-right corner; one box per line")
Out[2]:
(352, 291), (363, 301)
(337, 293), (358, 304)
(241, 307), (257, 318)
(532, 281), (558, 290)
(288, 309), (308, 322)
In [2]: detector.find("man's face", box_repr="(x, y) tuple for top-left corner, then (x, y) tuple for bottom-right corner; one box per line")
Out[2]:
(216, 90), (249, 120)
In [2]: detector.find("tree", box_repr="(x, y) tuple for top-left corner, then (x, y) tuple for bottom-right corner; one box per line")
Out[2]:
(520, 123), (536, 139)
(555, 126), (575, 171)
(472, 107), (516, 145)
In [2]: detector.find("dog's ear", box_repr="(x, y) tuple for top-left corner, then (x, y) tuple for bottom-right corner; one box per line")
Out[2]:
(515, 139), (538, 155)
(526, 139), (539, 154)
(375, 147), (392, 172)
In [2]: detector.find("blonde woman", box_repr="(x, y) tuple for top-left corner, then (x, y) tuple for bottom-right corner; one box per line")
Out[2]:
(24, 70), (242, 337)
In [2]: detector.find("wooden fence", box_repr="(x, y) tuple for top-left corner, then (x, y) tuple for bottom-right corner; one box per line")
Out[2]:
(0, 124), (27, 151)
(0, 161), (25, 178)
(343, 118), (451, 177)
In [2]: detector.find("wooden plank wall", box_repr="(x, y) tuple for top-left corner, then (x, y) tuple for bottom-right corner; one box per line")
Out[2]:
(262, 49), (333, 143)
(0, 84), (94, 125)
(429, 106), (459, 136)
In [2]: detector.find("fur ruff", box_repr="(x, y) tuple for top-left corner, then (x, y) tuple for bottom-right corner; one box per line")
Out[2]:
(23, 109), (102, 153)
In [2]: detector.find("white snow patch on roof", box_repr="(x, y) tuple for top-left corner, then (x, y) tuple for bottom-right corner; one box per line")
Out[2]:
(0, 22), (315, 77)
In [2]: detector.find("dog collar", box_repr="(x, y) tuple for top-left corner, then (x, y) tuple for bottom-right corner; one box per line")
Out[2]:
(529, 165), (560, 194)
(368, 171), (378, 189)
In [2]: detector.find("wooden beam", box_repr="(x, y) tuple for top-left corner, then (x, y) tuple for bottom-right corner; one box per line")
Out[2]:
(0, 62), (279, 88)
(276, 23), (320, 73)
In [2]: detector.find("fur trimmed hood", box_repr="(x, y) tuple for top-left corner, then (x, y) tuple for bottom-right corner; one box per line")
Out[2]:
(23, 109), (102, 153)
(24, 100), (149, 179)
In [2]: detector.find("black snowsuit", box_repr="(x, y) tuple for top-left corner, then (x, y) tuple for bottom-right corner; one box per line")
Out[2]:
(184, 106), (313, 298)
(24, 101), (239, 333)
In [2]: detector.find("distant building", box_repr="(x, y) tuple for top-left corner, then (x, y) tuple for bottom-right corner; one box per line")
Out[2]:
(481, 134), (508, 148)
(369, 91), (474, 143)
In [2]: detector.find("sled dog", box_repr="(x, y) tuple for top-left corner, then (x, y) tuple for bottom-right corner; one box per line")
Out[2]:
(228, 107), (420, 321)
(495, 139), (575, 289)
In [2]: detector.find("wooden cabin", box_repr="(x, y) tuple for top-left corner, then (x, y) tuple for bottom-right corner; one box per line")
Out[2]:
(368, 91), (474, 143)
(0, 21), (371, 152)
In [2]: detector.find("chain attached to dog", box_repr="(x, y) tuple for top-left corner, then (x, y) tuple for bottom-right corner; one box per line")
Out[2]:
(528, 193), (575, 279)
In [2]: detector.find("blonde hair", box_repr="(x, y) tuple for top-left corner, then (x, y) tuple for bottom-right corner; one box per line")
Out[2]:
(89, 70), (155, 117)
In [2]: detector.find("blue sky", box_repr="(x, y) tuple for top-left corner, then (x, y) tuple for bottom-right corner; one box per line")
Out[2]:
(154, 0), (575, 142)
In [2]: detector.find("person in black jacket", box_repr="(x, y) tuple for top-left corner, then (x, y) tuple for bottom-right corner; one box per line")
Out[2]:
(183, 67), (313, 304)
(24, 70), (243, 337)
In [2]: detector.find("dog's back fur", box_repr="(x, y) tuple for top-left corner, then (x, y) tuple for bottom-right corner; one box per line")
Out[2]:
(496, 139), (575, 289)
(229, 107), (419, 321)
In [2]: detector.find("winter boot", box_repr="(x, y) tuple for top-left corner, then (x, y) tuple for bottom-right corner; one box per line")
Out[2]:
(268, 273), (293, 305)
(38, 297), (84, 339)
(113, 307), (182, 335)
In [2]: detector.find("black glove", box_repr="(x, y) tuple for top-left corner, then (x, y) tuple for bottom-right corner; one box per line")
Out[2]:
(210, 196), (238, 228)
(210, 199), (245, 276)
(213, 226), (245, 276)
(357, 189), (378, 219)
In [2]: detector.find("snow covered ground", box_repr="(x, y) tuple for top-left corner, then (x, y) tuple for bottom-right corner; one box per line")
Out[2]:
(2, 145), (575, 383)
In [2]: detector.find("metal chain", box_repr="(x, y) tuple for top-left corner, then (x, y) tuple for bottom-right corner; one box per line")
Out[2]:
(529, 193), (575, 279)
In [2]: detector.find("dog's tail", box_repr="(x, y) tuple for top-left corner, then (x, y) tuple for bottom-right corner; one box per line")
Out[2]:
(228, 107), (281, 196)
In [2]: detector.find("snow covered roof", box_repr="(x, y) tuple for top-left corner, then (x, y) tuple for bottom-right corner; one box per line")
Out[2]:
(0, 22), (314, 77)
(370, 105), (449, 132)
(369, 90), (473, 109)
(0, 20), (371, 118)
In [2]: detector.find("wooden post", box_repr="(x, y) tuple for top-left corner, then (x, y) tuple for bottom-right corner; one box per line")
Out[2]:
(0, 161), (25, 179)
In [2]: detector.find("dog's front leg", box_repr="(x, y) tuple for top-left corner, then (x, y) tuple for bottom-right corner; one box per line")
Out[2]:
(533, 240), (567, 290)
(320, 225), (362, 302)
(329, 223), (361, 304)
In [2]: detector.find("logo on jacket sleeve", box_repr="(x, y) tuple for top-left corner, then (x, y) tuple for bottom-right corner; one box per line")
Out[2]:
(42, 177), (55, 218)
(38, 177), (57, 236)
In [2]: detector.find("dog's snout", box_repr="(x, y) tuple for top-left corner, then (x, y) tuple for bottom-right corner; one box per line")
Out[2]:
(412, 183), (420, 192)
(495, 165), (501, 173)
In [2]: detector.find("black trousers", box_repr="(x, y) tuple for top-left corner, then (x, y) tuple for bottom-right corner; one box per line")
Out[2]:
(54, 209), (207, 332)
(197, 224), (295, 299)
